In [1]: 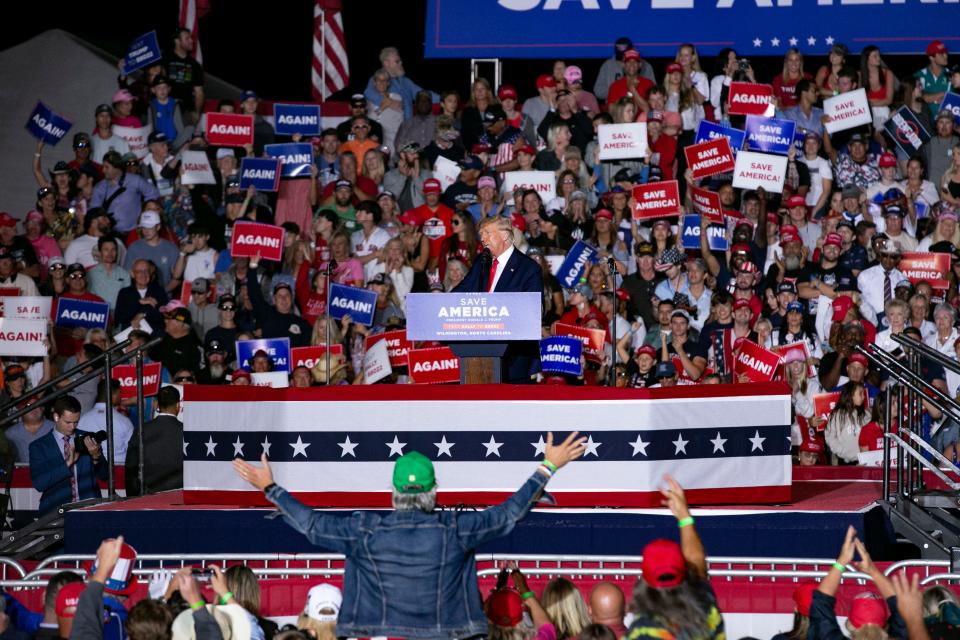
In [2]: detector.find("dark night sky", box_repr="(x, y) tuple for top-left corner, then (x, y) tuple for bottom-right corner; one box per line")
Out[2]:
(0, 1), (924, 104)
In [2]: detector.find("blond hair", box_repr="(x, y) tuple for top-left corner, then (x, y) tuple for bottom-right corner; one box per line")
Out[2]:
(541, 578), (591, 639)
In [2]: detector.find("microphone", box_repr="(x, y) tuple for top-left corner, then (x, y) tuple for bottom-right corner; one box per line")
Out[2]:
(481, 247), (492, 264)
(326, 258), (338, 274)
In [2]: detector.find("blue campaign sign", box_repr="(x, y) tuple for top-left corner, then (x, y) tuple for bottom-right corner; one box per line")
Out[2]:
(405, 292), (543, 341)
(239, 158), (281, 192)
(744, 116), (796, 156)
(273, 104), (322, 136)
(236, 338), (292, 372)
(123, 31), (162, 73)
(694, 121), (745, 158)
(557, 240), (598, 289)
(264, 143), (314, 178)
(540, 336), (583, 376)
(940, 93), (960, 128)
(55, 297), (109, 330)
(425, 0), (954, 58)
(681, 215), (728, 251)
(791, 130), (807, 155)
(25, 102), (72, 146)
(328, 283), (378, 327)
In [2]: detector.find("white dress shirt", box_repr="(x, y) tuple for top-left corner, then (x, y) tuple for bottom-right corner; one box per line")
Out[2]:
(856, 265), (908, 319)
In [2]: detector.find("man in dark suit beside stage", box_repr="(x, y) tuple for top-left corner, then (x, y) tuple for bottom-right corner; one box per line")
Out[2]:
(125, 385), (183, 496)
(30, 395), (108, 515)
(454, 215), (543, 383)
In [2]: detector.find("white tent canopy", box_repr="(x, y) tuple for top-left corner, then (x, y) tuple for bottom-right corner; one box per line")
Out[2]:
(0, 29), (241, 218)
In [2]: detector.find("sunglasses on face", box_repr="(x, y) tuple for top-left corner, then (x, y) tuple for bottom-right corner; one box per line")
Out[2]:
(50, 264), (66, 271)
(69, 273), (86, 280)
(219, 305), (236, 311)
(174, 376), (195, 383)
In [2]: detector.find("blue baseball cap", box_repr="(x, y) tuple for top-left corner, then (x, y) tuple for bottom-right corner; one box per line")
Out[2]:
(786, 301), (804, 314)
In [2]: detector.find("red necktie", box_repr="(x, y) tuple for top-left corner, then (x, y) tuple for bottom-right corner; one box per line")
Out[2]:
(488, 257), (499, 292)
(63, 435), (78, 501)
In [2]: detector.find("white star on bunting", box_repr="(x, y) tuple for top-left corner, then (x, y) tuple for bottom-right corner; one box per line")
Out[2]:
(771, 37), (781, 47)
(260, 436), (272, 456)
(338, 436), (358, 458)
(583, 435), (602, 457)
(749, 430), (766, 452)
(232, 437), (245, 457)
(825, 36), (834, 45)
(789, 37), (798, 46)
(807, 36), (817, 46)
(385, 435), (406, 457)
(753, 38), (762, 48)
(183, 439), (188, 456)
(290, 435), (311, 458)
(629, 434), (649, 457)
(434, 435), (455, 458)
(482, 435), (504, 458)
(710, 432), (727, 454)
(530, 435), (547, 457)
(673, 433), (689, 455)
(204, 436), (217, 457)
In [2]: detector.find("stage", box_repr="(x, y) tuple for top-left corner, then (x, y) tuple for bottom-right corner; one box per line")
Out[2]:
(64, 466), (901, 559)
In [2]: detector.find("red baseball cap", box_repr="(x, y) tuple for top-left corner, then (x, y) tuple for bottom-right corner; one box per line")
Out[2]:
(595, 209), (614, 221)
(780, 230), (801, 245)
(624, 50), (641, 63)
(848, 352), (869, 369)
(511, 212), (526, 232)
(793, 583), (818, 616)
(800, 439), (823, 454)
(849, 594), (889, 629)
(615, 288), (630, 302)
(536, 74), (557, 89)
(636, 345), (657, 358)
(823, 232), (843, 248)
(0, 212), (17, 228)
(927, 40), (948, 56)
(786, 195), (806, 209)
(516, 144), (537, 156)
(731, 243), (751, 255)
(665, 62), (683, 74)
(641, 539), (687, 589)
(497, 85), (518, 101)
(832, 295), (855, 322)
(733, 298), (752, 311)
(55, 582), (86, 619)
(485, 588), (524, 627)
(879, 152), (897, 168)
(398, 211), (420, 227)
(543, 375), (568, 385)
(423, 178), (442, 194)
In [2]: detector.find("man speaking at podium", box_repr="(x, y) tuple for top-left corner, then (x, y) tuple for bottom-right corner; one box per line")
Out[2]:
(454, 216), (543, 383)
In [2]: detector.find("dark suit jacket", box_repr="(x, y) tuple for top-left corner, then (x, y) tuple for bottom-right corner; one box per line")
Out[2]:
(29, 430), (108, 515)
(115, 282), (169, 330)
(454, 248), (544, 383)
(125, 414), (183, 496)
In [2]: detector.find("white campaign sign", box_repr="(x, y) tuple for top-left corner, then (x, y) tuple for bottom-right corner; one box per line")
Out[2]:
(363, 339), (392, 384)
(0, 318), (47, 356)
(180, 150), (217, 185)
(251, 371), (289, 388)
(502, 170), (557, 205)
(1, 296), (52, 321)
(432, 155), (461, 192)
(113, 124), (153, 159)
(732, 150), (788, 194)
(597, 122), (648, 161)
(823, 88), (872, 134)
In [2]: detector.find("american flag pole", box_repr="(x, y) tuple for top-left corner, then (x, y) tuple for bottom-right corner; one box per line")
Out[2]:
(320, 4), (326, 107)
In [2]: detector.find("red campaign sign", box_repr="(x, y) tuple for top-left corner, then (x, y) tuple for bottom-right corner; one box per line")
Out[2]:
(689, 186), (724, 224)
(684, 137), (736, 180)
(728, 82), (776, 116)
(230, 221), (285, 262)
(206, 112), (254, 147)
(0, 288), (20, 317)
(631, 181), (681, 220)
(407, 347), (460, 384)
(290, 345), (343, 370)
(899, 252), (950, 289)
(366, 330), (412, 368)
(111, 362), (162, 399)
(812, 392), (841, 425)
(733, 339), (781, 383)
(555, 323), (605, 364)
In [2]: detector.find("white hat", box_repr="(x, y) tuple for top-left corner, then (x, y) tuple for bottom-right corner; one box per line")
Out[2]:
(139, 210), (161, 229)
(306, 583), (342, 622)
(216, 148), (236, 160)
(171, 604), (253, 640)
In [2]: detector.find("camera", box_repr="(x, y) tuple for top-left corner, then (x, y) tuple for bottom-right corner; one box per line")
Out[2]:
(75, 430), (107, 456)
(191, 567), (214, 581)
(738, 59), (751, 72)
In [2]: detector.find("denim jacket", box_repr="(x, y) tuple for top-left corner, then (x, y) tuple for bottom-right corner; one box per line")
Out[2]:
(265, 468), (550, 639)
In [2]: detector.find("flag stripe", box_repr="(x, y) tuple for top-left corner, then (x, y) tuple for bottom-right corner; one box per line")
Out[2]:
(313, 1), (349, 101)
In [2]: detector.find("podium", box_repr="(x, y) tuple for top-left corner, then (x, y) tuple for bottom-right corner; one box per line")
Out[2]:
(406, 292), (542, 384)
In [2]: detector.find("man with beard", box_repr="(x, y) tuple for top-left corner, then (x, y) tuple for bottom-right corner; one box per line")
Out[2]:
(198, 341), (232, 385)
(818, 322), (868, 390)
(764, 225), (806, 301)
(798, 232), (856, 325)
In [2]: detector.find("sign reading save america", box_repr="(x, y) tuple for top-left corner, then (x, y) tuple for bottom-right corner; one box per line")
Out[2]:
(407, 347), (460, 384)
(55, 298), (109, 330)
(899, 252), (950, 289)
(732, 150), (788, 194)
(555, 323), (606, 364)
(744, 115), (796, 156)
(823, 89), (872, 134)
(112, 362), (162, 399)
(540, 336), (583, 376)
(365, 330), (413, 368)
(632, 181), (681, 220)
(684, 137), (736, 180)
(597, 123), (647, 161)
(206, 112), (254, 147)
(689, 186), (724, 224)
(695, 121), (745, 158)
(328, 283), (378, 326)
(728, 82), (775, 117)
(230, 221), (284, 262)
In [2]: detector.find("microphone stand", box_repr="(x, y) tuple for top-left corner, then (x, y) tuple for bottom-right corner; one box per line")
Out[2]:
(324, 258), (337, 386)
(607, 256), (617, 386)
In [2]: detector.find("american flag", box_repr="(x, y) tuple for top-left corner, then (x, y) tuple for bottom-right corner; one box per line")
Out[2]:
(312, 0), (350, 102)
(182, 384), (792, 508)
(178, 0), (210, 63)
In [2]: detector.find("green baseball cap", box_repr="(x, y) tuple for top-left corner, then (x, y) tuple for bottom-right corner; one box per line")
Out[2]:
(392, 451), (436, 494)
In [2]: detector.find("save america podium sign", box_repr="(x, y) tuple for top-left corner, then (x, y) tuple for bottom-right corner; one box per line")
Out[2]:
(405, 292), (542, 341)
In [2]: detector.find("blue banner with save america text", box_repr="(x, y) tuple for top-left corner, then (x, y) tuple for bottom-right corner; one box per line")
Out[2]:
(425, 0), (957, 58)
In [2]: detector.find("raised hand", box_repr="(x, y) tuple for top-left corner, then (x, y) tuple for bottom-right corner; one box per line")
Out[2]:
(544, 431), (588, 469)
(232, 453), (274, 491)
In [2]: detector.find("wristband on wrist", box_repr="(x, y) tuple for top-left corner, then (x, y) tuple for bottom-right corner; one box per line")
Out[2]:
(677, 516), (695, 528)
(263, 483), (277, 494)
(542, 460), (558, 473)
(537, 464), (553, 478)
(220, 591), (234, 605)
(521, 591), (536, 600)
(190, 600), (205, 610)
(832, 562), (846, 573)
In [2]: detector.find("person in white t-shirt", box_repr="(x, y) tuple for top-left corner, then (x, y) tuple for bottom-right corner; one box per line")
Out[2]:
(90, 104), (130, 164)
(173, 222), (218, 284)
(351, 200), (392, 269)
(140, 131), (178, 198)
(798, 132), (833, 216)
(77, 379), (134, 463)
